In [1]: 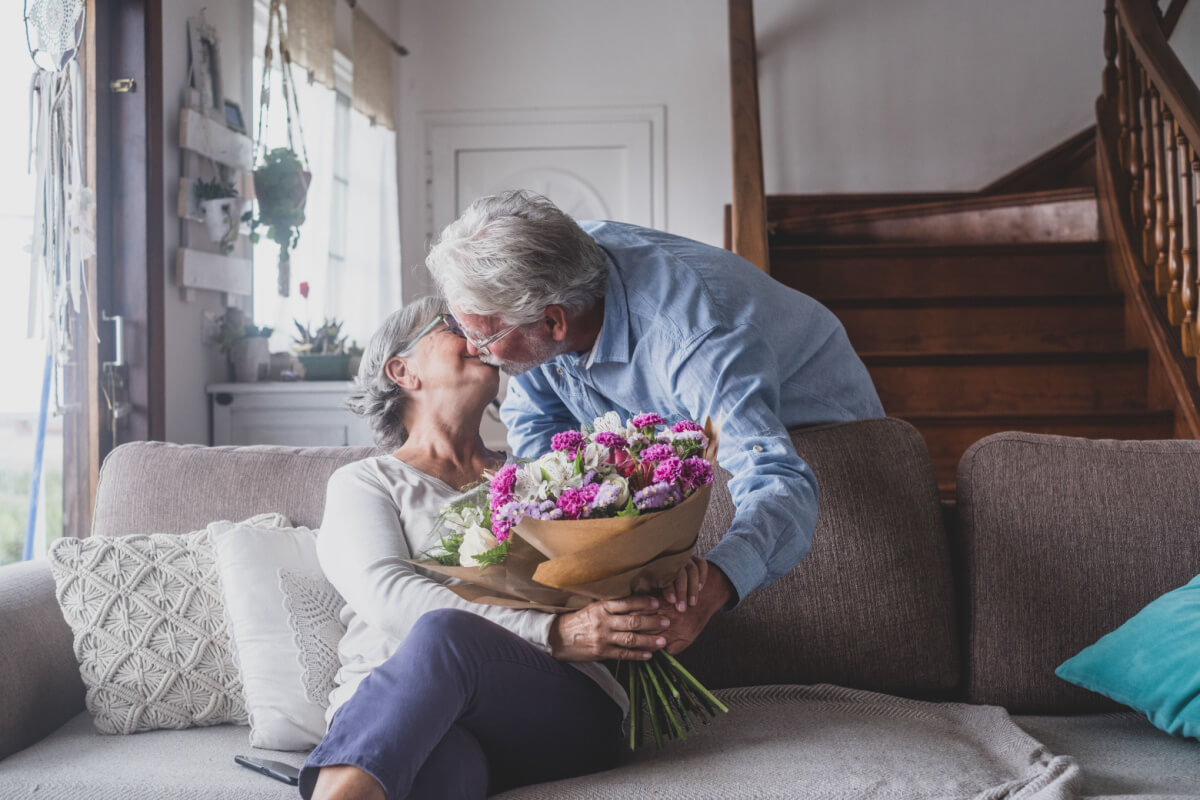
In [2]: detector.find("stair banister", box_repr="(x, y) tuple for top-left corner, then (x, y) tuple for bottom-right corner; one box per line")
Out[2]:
(728, 0), (770, 273)
(1098, 0), (1200, 436)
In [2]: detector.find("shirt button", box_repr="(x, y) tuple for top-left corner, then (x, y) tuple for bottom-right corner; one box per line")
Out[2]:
(752, 444), (763, 453)
(556, 367), (565, 377)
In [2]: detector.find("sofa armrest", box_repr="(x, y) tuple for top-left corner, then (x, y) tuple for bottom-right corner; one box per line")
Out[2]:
(0, 560), (85, 761)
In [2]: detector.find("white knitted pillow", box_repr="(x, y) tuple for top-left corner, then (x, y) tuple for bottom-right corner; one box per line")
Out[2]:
(47, 513), (289, 734)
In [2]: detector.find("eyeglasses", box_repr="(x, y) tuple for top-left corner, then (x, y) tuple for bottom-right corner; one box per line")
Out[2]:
(443, 315), (520, 357)
(394, 313), (459, 357)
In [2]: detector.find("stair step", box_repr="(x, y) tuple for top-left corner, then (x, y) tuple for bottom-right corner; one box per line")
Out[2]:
(863, 350), (1149, 413)
(831, 294), (1126, 354)
(900, 410), (1176, 491)
(775, 242), (1111, 300)
(773, 188), (1099, 245)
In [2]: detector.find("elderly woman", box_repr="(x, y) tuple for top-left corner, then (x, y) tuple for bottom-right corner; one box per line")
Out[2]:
(300, 296), (685, 800)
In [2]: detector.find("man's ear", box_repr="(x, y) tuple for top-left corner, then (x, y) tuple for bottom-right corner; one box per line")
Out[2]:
(544, 305), (570, 342)
(384, 357), (420, 391)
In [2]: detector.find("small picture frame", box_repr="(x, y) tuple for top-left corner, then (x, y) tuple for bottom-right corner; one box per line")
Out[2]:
(188, 15), (224, 118)
(224, 100), (246, 134)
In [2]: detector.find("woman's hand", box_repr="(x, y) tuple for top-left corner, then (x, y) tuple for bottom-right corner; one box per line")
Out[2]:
(662, 556), (708, 613)
(548, 596), (671, 662)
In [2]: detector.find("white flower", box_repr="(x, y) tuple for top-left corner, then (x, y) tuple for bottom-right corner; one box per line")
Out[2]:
(601, 474), (631, 508)
(443, 505), (486, 532)
(592, 411), (625, 435)
(458, 524), (499, 567)
(581, 442), (610, 472)
(535, 451), (577, 490)
(513, 461), (550, 503)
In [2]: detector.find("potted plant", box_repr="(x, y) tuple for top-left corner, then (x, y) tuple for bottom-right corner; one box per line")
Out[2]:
(212, 308), (274, 382)
(242, 147), (311, 295)
(194, 176), (239, 255)
(293, 317), (350, 380)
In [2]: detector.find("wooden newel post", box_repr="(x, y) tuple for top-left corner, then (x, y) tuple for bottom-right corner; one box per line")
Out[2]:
(728, 0), (770, 274)
(1103, 0), (1119, 103)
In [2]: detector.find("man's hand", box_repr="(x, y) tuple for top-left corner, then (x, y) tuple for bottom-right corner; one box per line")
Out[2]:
(659, 561), (733, 655)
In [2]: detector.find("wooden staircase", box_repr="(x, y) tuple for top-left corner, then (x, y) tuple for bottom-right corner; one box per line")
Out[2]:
(761, 186), (1176, 496)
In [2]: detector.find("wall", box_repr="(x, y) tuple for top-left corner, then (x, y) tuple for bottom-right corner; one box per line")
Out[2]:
(395, 0), (1106, 302)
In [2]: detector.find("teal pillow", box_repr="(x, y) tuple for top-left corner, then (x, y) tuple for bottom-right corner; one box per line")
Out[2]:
(1056, 573), (1200, 739)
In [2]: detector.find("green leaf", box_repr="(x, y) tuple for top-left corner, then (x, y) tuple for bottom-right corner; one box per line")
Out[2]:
(616, 496), (638, 517)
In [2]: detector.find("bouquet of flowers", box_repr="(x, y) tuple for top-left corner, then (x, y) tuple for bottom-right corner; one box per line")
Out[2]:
(419, 412), (729, 748)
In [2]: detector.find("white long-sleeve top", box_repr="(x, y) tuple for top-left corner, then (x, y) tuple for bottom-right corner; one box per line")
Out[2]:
(316, 455), (628, 724)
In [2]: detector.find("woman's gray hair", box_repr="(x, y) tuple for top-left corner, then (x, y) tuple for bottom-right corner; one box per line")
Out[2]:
(346, 295), (447, 449)
(425, 190), (608, 325)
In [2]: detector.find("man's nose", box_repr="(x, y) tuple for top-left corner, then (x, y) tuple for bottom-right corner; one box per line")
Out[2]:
(464, 339), (483, 356)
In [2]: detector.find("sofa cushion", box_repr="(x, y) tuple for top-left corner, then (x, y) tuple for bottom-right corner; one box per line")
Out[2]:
(1014, 713), (1200, 798)
(92, 442), (378, 537)
(958, 433), (1200, 713)
(685, 418), (960, 696)
(0, 713), (303, 800)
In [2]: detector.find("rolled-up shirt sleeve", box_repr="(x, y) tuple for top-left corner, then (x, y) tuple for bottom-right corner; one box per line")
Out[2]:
(668, 325), (821, 607)
(316, 465), (555, 649)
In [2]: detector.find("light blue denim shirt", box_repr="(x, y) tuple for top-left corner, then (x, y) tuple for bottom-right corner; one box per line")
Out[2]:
(500, 221), (884, 606)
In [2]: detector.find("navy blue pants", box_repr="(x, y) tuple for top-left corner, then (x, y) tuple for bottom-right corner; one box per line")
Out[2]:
(299, 609), (624, 799)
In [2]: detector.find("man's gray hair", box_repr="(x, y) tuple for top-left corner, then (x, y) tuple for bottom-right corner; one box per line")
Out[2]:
(425, 190), (608, 325)
(345, 295), (446, 449)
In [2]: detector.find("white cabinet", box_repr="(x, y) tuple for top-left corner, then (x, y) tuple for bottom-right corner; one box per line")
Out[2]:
(207, 382), (375, 447)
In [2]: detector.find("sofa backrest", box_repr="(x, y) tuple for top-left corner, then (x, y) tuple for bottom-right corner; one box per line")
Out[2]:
(687, 417), (961, 697)
(92, 442), (379, 536)
(958, 432), (1200, 713)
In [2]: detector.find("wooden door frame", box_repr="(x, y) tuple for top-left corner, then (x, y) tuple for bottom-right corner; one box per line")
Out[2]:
(94, 0), (166, 449)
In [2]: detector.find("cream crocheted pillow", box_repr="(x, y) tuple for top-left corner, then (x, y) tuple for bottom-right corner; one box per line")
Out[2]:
(47, 513), (288, 734)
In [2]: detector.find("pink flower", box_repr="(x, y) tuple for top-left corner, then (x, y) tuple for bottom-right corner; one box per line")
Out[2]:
(672, 420), (702, 433)
(681, 456), (714, 489)
(593, 432), (628, 449)
(556, 484), (601, 520)
(640, 443), (675, 463)
(299, 281), (310, 299)
(489, 464), (518, 512)
(631, 413), (665, 429)
(551, 430), (585, 456)
(653, 457), (683, 484)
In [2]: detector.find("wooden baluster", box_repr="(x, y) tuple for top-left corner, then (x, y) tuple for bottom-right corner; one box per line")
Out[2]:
(1181, 140), (1197, 357)
(1128, 57), (1143, 230)
(1117, 24), (1130, 169)
(1103, 0), (1119, 102)
(1141, 77), (1157, 272)
(1165, 108), (1183, 321)
(1152, 88), (1170, 293)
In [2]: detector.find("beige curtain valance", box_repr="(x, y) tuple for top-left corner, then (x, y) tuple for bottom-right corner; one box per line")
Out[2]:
(351, 7), (396, 130)
(283, 0), (336, 90)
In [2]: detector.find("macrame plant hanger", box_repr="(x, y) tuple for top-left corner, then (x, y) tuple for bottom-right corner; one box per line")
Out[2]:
(255, 0), (311, 297)
(23, 0), (93, 560)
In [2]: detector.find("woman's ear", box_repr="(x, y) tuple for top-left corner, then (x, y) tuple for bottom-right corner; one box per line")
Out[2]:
(385, 356), (420, 391)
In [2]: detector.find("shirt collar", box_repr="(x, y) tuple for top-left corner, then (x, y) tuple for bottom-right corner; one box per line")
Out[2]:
(578, 256), (630, 368)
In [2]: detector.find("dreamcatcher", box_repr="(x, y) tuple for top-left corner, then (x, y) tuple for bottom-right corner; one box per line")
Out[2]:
(25, 0), (94, 411)
(247, 0), (312, 298)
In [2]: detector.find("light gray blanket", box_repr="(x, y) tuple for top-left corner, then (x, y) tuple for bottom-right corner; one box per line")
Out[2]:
(498, 684), (1081, 800)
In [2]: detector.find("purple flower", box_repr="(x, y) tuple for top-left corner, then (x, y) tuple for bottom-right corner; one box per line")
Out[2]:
(593, 431), (628, 449)
(631, 413), (666, 429)
(653, 457), (683, 484)
(557, 484), (601, 520)
(640, 443), (675, 462)
(681, 456), (714, 489)
(551, 430), (585, 455)
(672, 420), (703, 433)
(591, 482), (622, 509)
(633, 481), (682, 511)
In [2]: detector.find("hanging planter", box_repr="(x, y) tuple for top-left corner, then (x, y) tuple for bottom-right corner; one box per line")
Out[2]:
(243, 147), (311, 269)
(247, 0), (312, 297)
(195, 177), (240, 254)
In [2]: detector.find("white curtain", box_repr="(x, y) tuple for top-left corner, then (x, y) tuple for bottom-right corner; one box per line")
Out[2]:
(333, 111), (402, 349)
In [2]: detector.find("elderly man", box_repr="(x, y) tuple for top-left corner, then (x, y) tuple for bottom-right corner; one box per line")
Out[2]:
(425, 190), (883, 653)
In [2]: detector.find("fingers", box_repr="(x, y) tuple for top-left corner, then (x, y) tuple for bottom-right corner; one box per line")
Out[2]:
(610, 612), (671, 633)
(602, 595), (661, 615)
(606, 632), (669, 660)
(686, 558), (701, 607)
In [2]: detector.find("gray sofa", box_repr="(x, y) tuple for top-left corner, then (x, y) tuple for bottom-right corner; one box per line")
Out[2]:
(1, 418), (1198, 799)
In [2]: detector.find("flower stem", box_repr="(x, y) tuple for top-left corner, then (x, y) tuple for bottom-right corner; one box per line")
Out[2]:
(660, 651), (729, 714)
